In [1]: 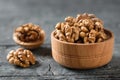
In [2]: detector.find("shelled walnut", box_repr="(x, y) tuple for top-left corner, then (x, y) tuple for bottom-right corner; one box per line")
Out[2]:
(14, 23), (43, 42)
(13, 23), (45, 49)
(6, 48), (36, 68)
(54, 13), (108, 43)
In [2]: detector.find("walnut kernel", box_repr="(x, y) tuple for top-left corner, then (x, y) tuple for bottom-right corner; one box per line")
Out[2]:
(15, 23), (43, 42)
(7, 48), (36, 68)
(54, 13), (108, 43)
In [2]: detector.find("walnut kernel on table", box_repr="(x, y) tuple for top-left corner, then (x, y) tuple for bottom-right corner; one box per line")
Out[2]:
(54, 13), (108, 43)
(14, 23), (44, 42)
(7, 48), (36, 68)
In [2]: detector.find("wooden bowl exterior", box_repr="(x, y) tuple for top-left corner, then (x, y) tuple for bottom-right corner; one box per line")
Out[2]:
(13, 30), (45, 49)
(51, 29), (114, 69)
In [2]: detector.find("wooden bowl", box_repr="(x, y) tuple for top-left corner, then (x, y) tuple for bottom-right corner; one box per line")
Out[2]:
(51, 29), (114, 69)
(13, 30), (45, 49)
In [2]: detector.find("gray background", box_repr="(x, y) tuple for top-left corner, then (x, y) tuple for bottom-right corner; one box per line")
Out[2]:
(0, 0), (120, 80)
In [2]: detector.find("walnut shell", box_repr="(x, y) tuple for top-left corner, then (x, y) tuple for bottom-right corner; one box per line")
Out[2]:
(7, 48), (36, 68)
(13, 23), (45, 49)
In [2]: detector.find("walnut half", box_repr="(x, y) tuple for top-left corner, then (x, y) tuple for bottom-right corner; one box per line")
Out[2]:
(6, 48), (36, 68)
(54, 13), (108, 43)
(15, 23), (43, 42)
(13, 23), (45, 49)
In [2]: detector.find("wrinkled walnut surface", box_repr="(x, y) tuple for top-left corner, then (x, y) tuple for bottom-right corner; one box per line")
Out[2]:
(54, 13), (108, 43)
(7, 48), (36, 68)
(14, 23), (43, 42)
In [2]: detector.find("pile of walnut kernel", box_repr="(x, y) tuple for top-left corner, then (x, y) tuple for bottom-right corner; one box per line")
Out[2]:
(15, 23), (42, 42)
(7, 48), (36, 68)
(54, 13), (108, 43)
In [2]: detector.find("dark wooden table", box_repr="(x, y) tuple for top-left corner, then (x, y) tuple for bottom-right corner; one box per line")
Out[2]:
(0, 0), (120, 80)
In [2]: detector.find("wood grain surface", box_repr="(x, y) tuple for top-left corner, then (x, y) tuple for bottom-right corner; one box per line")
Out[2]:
(0, 0), (120, 80)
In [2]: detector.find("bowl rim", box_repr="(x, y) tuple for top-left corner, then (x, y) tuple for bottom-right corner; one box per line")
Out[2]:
(13, 30), (45, 46)
(51, 29), (114, 46)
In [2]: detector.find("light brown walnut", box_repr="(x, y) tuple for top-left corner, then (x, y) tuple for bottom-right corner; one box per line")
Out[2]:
(15, 23), (43, 42)
(54, 13), (108, 43)
(7, 48), (36, 68)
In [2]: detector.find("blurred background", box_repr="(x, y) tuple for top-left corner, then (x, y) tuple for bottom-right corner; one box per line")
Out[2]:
(0, 0), (120, 45)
